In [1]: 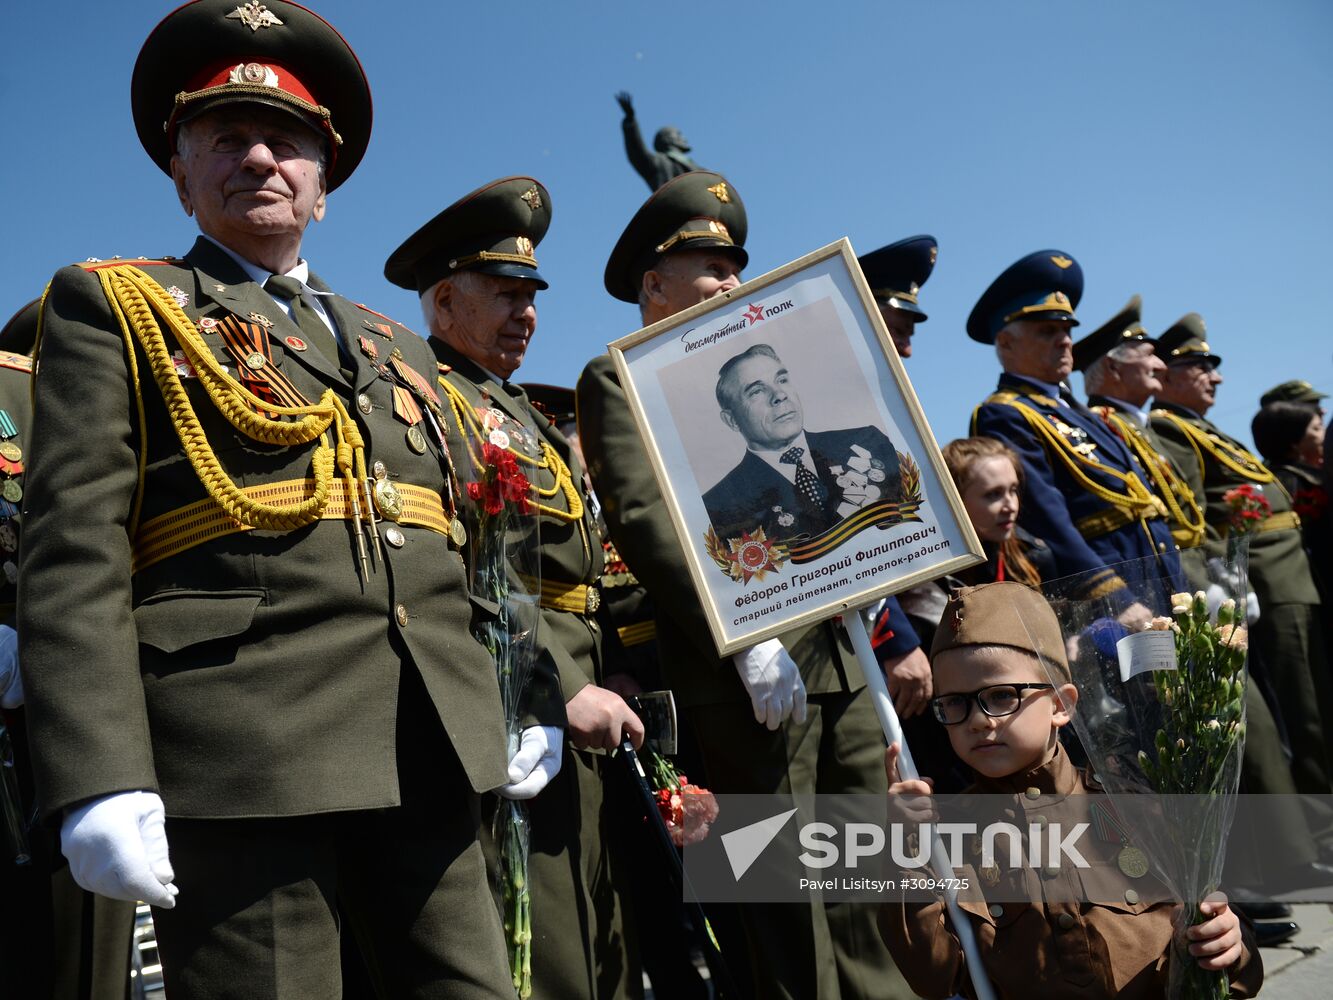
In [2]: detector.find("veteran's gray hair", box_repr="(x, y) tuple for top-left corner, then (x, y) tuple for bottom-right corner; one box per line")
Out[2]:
(420, 271), (487, 334)
(1083, 340), (1151, 394)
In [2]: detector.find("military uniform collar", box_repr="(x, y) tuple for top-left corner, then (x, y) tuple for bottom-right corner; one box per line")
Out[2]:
(1152, 399), (1203, 420)
(431, 339), (531, 417)
(1275, 461), (1322, 487)
(200, 234), (312, 289)
(1088, 394), (1149, 426)
(997, 372), (1062, 406)
(969, 742), (1079, 800)
(184, 237), (369, 390)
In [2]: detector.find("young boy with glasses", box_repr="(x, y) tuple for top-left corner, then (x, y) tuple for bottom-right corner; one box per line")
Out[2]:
(878, 582), (1262, 998)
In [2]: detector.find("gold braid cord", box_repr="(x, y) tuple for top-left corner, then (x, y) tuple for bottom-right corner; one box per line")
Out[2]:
(1005, 399), (1160, 515)
(437, 375), (584, 523)
(1151, 410), (1275, 484)
(1099, 408), (1206, 547)
(97, 265), (370, 538)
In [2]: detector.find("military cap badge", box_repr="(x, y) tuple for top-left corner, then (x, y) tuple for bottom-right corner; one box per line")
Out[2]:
(227, 2), (284, 31)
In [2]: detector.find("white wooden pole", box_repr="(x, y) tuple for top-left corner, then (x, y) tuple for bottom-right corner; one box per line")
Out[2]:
(845, 609), (996, 1000)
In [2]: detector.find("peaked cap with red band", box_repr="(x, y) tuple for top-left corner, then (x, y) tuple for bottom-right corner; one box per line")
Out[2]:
(131, 0), (372, 191)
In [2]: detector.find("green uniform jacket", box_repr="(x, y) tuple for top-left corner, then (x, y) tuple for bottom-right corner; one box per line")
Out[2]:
(18, 238), (508, 820)
(0, 352), (29, 618)
(1150, 401), (1319, 607)
(433, 342), (603, 713)
(575, 354), (859, 707)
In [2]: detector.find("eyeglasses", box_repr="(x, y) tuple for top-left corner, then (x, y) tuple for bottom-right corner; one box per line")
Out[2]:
(930, 683), (1055, 726)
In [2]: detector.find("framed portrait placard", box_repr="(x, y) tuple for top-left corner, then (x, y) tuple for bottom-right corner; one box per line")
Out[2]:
(610, 239), (984, 656)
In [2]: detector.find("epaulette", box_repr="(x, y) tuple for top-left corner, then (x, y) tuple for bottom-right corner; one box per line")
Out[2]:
(983, 390), (1020, 405)
(0, 351), (32, 374)
(75, 256), (178, 272)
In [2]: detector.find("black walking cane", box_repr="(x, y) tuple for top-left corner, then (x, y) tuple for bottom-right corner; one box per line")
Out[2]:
(621, 691), (738, 998)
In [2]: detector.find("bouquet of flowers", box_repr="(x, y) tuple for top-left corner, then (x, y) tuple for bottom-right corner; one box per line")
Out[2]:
(1221, 485), (1270, 535)
(644, 748), (719, 848)
(1038, 536), (1251, 1000)
(462, 407), (542, 998)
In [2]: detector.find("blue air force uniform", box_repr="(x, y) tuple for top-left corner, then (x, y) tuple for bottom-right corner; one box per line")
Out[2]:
(967, 251), (1180, 604)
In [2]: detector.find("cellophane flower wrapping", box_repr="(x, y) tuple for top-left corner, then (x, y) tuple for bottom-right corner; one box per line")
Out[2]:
(461, 406), (543, 998)
(1036, 537), (1250, 1000)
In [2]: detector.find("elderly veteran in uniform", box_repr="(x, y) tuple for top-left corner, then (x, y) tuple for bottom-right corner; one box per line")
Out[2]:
(1074, 295), (1208, 580)
(855, 236), (961, 785)
(856, 234), (937, 360)
(577, 171), (915, 1000)
(0, 302), (139, 1000)
(968, 251), (1180, 613)
(385, 177), (643, 1000)
(1076, 302), (1316, 925)
(1151, 318), (1333, 854)
(18, 3), (522, 996)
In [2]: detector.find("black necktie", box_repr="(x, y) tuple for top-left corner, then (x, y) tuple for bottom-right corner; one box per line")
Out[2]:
(265, 275), (343, 369)
(780, 445), (827, 508)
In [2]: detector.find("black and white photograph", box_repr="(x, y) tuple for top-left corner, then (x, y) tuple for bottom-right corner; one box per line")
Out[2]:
(612, 240), (983, 654)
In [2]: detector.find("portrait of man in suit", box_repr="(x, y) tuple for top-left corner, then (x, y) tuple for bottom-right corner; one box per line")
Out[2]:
(702, 342), (902, 541)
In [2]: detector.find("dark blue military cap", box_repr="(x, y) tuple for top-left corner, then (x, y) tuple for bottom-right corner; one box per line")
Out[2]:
(1072, 294), (1150, 372)
(1156, 313), (1220, 369)
(856, 235), (937, 321)
(385, 176), (551, 292)
(967, 250), (1083, 344)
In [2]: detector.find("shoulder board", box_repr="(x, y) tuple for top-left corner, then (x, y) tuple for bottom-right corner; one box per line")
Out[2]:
(983, 390), (1020, 406)
(0, 351), (32, 374)
(354, 302), (416, 331)
(75, 257), (178, 272)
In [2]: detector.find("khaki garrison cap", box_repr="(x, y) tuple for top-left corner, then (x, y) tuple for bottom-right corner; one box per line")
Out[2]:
(930, 582), (1070, 681)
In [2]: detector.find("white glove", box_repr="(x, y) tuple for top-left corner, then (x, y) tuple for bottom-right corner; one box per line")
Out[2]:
(1204, 584), (1261, 626)
(0, 624), (20, 709)
(732, 638), (808, 730)
(61, 791), (178, 908)
(497, 726), (563, 800)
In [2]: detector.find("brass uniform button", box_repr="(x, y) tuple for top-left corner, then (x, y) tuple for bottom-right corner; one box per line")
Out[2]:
(1124, 889), (1140, 905)
(1025, 787), (1042, 800)
(1032, 815), (1048, 828)
(586, 587), (601, 614)
(372, 460), (388, 480)
(395, 603), (408, 627)
(1042, 866), (1061, 880)
(373, 479), (403, 521)
(357, 393), (374, 415)
(988, 905), (1004, 919)
(384, 525), (405, 548)
(1057, 913), (1076, 931)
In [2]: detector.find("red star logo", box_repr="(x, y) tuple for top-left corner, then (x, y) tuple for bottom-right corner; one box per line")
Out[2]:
(744, 303), (765, 325)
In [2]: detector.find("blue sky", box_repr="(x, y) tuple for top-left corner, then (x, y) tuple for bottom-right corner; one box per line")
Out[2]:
(2, 0), (1329, 449)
